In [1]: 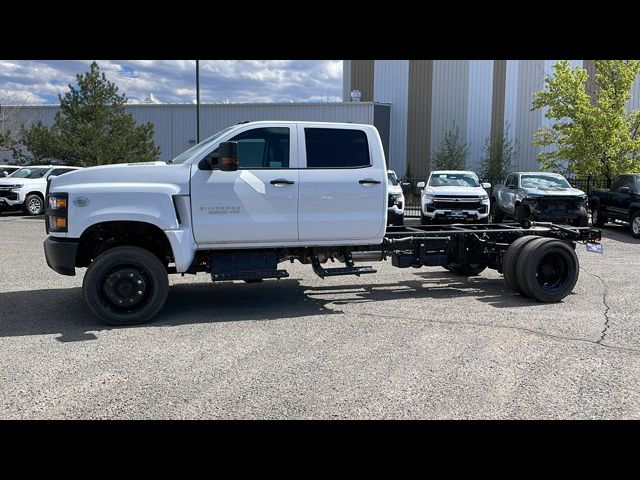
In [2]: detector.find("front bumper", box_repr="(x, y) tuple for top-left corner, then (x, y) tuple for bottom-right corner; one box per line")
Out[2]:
(423, 209), (489, 222)
(44, 236), (79, 276)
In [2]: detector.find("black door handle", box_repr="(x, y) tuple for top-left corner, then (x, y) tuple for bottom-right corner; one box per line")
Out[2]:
(359, 178), (381, 185)
(270, 178), (295, 185)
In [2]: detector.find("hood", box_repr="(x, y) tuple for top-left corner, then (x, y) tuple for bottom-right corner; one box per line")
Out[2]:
(387, 183), (403, 195)
(523, 186), (586, 197)
(0, 177), (44, 186)
(49, 162), (192, 195)
(424, 185), (488, 196)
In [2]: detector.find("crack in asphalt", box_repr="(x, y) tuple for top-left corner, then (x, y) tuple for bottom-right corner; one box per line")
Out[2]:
(347, 307), (640, 356)
(581, 270), (612, 344)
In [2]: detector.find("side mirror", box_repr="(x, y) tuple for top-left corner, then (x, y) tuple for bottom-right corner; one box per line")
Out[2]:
(482, 182), (491, 189)
(416, 181), (426, 189)
(219, 141), (238, 172)
(619, 186), (631, 194)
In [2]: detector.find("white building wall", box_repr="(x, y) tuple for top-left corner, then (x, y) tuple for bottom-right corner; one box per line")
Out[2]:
(430, 60), (470, 170)
(373, 60), (409, 173)
(466, 60), (494, 172)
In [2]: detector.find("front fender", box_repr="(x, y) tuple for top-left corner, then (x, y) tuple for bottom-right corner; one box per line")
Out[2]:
(61, 184), (182, 238)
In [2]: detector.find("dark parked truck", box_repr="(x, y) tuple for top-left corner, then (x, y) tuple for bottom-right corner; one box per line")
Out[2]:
(491, 172), (588, 226)
(590, 174), (640, 238)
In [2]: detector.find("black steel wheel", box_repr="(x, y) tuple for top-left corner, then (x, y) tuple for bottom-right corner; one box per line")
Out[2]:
(502, 235), (539, 292)
(515, 237), (579, 302)
(572, 207), (589, 227)
(83, 246), (169, 326)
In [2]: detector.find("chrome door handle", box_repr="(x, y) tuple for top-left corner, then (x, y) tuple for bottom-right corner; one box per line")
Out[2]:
(359, 178), (381, 185)
(270, 178), (295, 185)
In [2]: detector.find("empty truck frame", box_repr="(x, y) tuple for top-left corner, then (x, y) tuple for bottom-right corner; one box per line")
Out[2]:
(43, 121), (601, 325)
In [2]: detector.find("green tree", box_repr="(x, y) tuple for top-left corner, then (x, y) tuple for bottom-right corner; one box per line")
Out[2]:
(431, 122), (469, 171)
(17, 62), (160, 166)
(480, 124), (517, 179)
(531, 60), (640, 184)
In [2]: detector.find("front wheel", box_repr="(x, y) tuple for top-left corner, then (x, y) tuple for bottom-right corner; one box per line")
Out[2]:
(630, 211), (640, 239)
(490, 200), (503, 223)
(514, 204), (529, 225)
(23, 194), (44, 215)
(83, 246), (169, 326)
(420, 212), (431, 225)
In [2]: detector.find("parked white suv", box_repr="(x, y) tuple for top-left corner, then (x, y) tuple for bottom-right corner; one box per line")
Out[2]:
(387, 170), (405, 226)
(417, 170), (491, 224)
(0, 165), (82, 215)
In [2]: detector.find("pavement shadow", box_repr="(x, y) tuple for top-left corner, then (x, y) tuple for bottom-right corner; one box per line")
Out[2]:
(0, 269), (547, 342)
(599, 223), (640, 245)
(304, 270), (546, 309)
(0, 280), (340, 342)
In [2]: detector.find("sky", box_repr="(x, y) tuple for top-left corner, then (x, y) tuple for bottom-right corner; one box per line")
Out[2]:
(0, 60), (344, 105)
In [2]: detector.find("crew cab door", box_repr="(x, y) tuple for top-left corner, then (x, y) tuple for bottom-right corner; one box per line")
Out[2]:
(297, 126), (386, 242)
(609, 175), (635, 219)
(190, 125), (299, 245)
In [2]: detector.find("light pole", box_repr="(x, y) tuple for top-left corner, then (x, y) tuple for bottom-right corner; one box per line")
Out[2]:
(196, 60), (200, 143)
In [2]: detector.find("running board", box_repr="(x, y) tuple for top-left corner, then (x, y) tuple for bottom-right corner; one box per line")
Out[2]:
(311, 255), (376, 278)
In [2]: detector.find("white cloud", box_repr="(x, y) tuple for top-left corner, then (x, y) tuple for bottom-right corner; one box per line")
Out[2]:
(0, 60), (344, 105)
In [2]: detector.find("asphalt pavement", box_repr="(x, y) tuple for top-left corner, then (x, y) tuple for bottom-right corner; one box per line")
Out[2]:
(1, 212), (639, 419)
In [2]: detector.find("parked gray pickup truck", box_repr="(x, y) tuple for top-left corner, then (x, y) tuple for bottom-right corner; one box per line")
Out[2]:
(491, 172), (588, 226)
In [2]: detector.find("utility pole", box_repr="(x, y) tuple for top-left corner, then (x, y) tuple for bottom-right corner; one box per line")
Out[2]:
(196, 60), (200, 143)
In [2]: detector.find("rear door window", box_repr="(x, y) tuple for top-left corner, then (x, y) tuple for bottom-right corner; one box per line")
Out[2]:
(304, 128), (370, 168)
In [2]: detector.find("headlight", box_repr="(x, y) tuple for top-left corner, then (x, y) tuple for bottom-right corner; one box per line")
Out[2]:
(480, 194), (489, 201)
(423, 194), (434, 204)
(46, 193), (68, 233)
(9, 184), (24, 190)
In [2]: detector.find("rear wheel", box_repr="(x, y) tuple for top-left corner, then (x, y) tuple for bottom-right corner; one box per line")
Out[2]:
(23, 194), (44, 216)
(445, 262), (487, 276)
(515, 237), (579, 302)
(630, 211), (640, 239)
(83, 246), (169, 326)
(502, 235), (540, 292)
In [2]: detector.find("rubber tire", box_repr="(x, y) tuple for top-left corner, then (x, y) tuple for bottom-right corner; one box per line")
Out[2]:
(515, 237), (579, 302)
(573, 207), (589, 227)
(591, 203), (606, 227)
(83, 246), (169, 326)
(23, 193), (44, 216)
(630, 211), (640, 239)
(514, 204), (529, 225)
(502, 235), (540, 292)
(394, 216), (405, 226)
(490, 200), (503, 223)
(445, 262), (487, 276)
(420, 212), (431, 225)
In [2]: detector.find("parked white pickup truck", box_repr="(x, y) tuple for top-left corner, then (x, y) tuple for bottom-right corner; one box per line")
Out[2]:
(44, 121), (600, 325)
(0, 165), (82, 215)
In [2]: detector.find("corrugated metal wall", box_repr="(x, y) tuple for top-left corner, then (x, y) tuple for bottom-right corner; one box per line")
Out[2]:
(373, 60), (409, 174)
(430, 60), (470, 168)
(466, 60), (494, 172)
(3, 103), (378, 162)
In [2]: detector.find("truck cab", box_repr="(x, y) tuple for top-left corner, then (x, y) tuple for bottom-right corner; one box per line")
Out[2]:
(590, 174), (640, 237)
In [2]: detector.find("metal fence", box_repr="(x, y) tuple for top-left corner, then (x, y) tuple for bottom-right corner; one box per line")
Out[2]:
(399, 175), (609, 218)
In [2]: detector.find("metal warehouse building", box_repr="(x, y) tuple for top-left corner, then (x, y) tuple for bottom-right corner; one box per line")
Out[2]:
(343, 60), (640, 176)
(0, 102), (391, 164)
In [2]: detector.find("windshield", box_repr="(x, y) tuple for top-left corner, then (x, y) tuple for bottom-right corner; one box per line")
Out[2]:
(10, 167), (50, 179)
(521, 174), (571, 189)
(387, 172), (399, 186)
(168, 126), (236, 164)
(428, 173), (480, 188)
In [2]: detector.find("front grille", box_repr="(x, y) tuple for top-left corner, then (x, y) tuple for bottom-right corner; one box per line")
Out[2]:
(432, 198), (483, 210)
(538, 197), (581, 212)
(0, 191), (18, 200)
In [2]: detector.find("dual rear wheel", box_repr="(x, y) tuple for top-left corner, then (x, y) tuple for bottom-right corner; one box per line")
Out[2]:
(502, 235), (579, 302)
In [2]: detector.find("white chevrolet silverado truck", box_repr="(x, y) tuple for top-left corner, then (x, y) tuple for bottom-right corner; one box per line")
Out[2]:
(44, 121), (601, 326)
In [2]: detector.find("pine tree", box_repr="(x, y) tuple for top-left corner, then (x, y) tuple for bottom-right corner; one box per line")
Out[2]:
(17, 62), (160, 166)
(479, 124), (518, 180)
(431, 122), (469, 171)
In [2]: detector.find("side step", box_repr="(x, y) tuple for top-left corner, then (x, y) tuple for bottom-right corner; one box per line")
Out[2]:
(311, 255), (377, 278)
